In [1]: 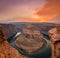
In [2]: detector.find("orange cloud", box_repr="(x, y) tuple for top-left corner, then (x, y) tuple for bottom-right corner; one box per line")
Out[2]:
(35, 0), (60, 22)
(1, 16), (41, 22)
(0, 0), (60, 23)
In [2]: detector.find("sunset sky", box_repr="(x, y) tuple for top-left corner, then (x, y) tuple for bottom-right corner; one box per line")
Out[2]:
(0, 0), (60, 23)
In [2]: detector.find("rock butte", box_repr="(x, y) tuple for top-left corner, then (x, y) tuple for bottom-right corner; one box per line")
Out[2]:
(15, 24), (46, 53)
(49, 24), (60, 58)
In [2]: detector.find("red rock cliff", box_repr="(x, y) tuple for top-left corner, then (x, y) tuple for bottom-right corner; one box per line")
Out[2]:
(48, 24), (60, 58)
(0, 25), (27, 58)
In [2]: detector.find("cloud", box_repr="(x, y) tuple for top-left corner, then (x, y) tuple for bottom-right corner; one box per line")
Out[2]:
(1, 0), (60, 22)
(0, 0), (45, 13)
(0, 16), (40, 22)
(35, 0), (60, 22)
(0, 0), (46, 22)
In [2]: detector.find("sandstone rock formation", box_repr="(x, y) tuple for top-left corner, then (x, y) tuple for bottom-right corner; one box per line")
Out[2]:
(48, 24), (60, 58)
(0, 24), (17, 39)
(11, 22), (56, 35)
(0, 22), (56, 39)
(22, 24), (42, 39)
(0, 25), (5, 42)
(0, 25), (27, 58)
(15, 24), (46, 53)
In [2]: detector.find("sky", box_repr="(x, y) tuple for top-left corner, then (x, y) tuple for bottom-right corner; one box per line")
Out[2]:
(0, 0), (60, 23)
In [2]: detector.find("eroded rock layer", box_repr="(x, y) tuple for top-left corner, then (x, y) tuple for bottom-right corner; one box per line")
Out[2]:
(15, 24), (46, 53)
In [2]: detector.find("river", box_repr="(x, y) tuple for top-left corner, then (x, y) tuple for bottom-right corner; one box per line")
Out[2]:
(7, 32), (51, 58)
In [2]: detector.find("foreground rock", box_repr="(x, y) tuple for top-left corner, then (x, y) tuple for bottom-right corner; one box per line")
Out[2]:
(48, 24), (60, 58)
(0, 26), (27, 58)
(0, 40), (27, 58)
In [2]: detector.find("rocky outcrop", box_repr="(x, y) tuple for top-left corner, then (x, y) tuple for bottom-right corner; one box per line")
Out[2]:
(0, 22), (56, 40)
(0, 26), (27, 58)
(48, 24), (60, 58)
(0, 24), (17, 39)
(15, 24), (46, 53)
(11, 22), (56, 35)
(0, 26), (5, 43)
(0, 40), (27, 58)
(22, 24), (42, 39)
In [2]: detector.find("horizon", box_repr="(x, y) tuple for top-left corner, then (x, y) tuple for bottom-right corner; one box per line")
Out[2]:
(0, 21), (60, 24)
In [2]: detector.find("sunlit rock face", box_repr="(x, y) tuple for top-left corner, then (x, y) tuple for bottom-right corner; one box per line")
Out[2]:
(0, 40), (28, 58)
(22, 24), (41, 39)
(48, 24), (60, 58)
(0, 25), (27, 58)
(15, 24), (46, 53)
